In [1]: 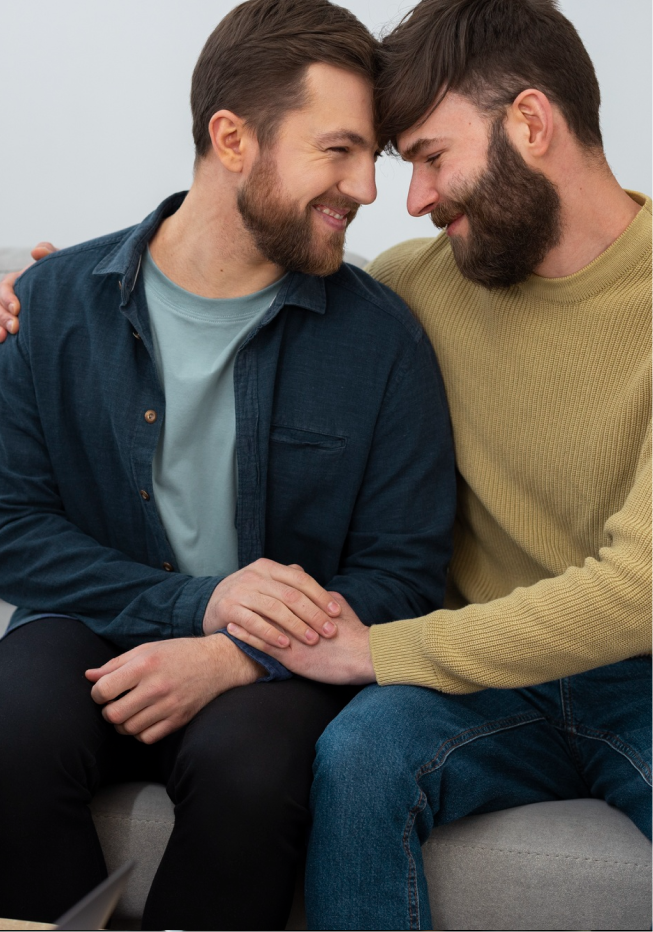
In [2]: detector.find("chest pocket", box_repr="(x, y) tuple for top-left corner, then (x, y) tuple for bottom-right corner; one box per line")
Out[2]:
(269, 425), (346, 452)
(267, 424), (348, 520)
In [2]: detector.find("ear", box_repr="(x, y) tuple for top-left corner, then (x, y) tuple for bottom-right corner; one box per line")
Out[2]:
(208, 109), (256, 173)
(504, 89), (554, 162)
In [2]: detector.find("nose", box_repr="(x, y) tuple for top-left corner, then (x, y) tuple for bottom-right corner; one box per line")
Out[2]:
(406, 165), (440, 217)
(339, 153), (377, 206)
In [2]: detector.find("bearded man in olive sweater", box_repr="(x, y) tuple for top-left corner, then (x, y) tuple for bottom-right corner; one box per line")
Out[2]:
(218, 2), (651, 928)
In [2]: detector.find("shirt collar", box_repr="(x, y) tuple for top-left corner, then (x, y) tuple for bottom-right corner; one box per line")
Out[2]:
(93, 191), (327, 315)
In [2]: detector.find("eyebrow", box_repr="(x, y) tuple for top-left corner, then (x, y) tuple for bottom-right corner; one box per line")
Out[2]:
(315, 130), (374, 149)
(400, 136), (447, 161)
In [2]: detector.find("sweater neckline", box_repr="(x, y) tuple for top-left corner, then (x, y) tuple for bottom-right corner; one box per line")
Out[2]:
(517, 191), (651, 305)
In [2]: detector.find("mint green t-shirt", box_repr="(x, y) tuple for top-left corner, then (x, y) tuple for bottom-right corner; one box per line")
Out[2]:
(143, 249), (283, 577)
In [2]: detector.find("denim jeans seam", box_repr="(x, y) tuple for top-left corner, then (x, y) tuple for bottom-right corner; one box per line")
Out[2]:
(559, 676), (588, 771)
(401, 711), (547, 930)
(402, 788), (426, 931)
(414, 711), (546, 779)
(572, 725), (653, 786)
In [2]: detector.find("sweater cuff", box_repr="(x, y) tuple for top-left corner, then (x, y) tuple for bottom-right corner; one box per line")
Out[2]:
(369, 616), (437, 685)
(369, 614), (478, 693)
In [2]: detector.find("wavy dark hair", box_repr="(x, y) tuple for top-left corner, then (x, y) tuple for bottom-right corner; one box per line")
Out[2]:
(376, 0), (602, 151)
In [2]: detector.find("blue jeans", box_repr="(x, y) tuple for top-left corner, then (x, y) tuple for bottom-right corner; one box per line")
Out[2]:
(306, 657), (652, 930)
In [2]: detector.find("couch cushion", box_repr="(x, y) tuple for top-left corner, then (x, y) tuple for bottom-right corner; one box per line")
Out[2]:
(424, 798), (652, 931)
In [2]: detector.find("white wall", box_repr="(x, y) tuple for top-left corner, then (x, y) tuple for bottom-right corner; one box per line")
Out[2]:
(1, 0), (650, 260)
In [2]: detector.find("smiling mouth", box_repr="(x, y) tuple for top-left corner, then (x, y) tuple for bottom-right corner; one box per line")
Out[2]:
(445, 213), (465, 235)
(313, 203), (351, 231)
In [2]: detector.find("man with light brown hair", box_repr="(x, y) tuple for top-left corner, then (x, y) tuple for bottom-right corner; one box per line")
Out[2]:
(0, 2), (457, 929)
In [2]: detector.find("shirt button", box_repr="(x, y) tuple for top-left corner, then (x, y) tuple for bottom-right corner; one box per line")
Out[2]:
(144, 409), (157, 423)
(162, 562), (174, 572)
(139, 490), (150, 501)
(132, 331), (141, 340)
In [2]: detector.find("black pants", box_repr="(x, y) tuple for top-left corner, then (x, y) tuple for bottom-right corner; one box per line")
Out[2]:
(0, 618), (356, 930)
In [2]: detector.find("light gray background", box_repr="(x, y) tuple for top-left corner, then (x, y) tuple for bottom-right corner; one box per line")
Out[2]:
(1, 0), (651, 259)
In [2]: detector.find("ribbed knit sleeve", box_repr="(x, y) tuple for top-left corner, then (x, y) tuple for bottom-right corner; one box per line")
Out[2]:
(367, 193), (652, 693)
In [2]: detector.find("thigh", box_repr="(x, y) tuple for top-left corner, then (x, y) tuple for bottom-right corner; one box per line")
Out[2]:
(0, 618), (131, 920)
(144, 678), (357, 931)
(0, 617), (118, 768)
(565, 657), (652, 838)
(0, 617), (155, 789)
(307, 683), (587, 932)
(313, 682), (588, 833)
(162, 676), (359, 798)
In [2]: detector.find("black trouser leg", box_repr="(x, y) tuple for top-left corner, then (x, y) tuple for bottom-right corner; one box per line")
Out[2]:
(0, 618), (124, 923)
(143, 678), (358, 931)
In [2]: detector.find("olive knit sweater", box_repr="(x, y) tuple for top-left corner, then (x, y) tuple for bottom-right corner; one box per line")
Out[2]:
(367, 192), (652, 693)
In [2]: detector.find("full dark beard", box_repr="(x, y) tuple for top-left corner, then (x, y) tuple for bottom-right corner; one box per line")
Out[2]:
(431, 119), (562, 289)
(237, 154), (357, 277)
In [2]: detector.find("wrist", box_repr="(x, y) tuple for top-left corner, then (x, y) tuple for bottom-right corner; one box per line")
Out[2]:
(207, 633), (265, 686)
(351, 627), (376, 684)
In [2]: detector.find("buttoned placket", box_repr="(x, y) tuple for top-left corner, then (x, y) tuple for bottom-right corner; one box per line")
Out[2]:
(118, 269), (179, 571)
(92, 194), (328, 581)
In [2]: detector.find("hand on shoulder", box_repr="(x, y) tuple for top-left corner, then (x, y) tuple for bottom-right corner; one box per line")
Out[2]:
(0, 242), (57, 341)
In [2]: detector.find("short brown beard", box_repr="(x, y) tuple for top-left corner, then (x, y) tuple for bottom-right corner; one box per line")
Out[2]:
(431, 118), (562, 289)
(237, 153), (358, 277)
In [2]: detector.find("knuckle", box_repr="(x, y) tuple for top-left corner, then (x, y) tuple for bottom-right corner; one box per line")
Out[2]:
(103, 704), (121, 724)
(93, 684), (109, 704)
(309, 606), (325, 625)
(282, 586), (300, 605)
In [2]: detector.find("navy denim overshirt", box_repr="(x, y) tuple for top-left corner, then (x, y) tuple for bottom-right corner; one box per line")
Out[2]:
(0, 193), (455, 678)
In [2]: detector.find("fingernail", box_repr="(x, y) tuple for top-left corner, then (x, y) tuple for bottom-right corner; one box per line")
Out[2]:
(227, 623), (237, 634)
(323, 621), (336, 635)
(8, 303), (16, 313)
(327, 600), (340, 614)
(305, 629), (318, 642)
(278, 634), (289, 646)
(5, 319), (15, 333)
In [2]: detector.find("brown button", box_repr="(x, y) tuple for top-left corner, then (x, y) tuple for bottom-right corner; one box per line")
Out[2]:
(162, 562), (174, 572)
(144, 409), (157, 423)
(139, 490), (150, 501)
(132, 330), (141, 340)
(118, 280), (122, 290)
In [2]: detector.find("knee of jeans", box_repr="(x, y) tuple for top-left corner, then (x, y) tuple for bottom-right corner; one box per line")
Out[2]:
(314, 699), (398, 790)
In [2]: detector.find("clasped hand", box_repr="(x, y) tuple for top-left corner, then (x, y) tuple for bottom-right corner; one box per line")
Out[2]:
(202, 557), (342, 645)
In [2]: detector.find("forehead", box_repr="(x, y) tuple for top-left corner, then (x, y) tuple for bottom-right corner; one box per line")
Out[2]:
(279, 61), (375, 142)
(397, 92), (490, 159)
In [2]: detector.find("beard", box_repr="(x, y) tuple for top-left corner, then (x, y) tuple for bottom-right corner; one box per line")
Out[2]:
(237, 153), (358, 277)
(431, 118), (562, 289)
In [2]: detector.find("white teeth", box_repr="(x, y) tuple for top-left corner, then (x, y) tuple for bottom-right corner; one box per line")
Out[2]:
(316, 206), (346, 220)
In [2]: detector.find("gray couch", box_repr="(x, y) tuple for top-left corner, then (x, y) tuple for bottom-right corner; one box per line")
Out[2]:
(0, 244), (650, 929)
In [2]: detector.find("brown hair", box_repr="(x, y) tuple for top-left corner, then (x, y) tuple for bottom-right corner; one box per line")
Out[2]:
(376, 0), (602, 151)
(191, 0), (378, 160)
